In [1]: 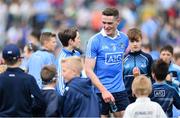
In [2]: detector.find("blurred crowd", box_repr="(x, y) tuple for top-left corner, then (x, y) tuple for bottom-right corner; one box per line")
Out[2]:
(0, 0), (180, 53)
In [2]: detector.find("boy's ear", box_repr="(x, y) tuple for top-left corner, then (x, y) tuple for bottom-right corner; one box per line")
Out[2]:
(68, 39), (74, 46)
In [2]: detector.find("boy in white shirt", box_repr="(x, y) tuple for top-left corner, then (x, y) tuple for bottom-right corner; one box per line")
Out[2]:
(123, 75), (167, 118)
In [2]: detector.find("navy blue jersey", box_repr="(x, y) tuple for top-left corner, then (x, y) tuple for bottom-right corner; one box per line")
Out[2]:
(0, 67), (45, 117)
(62, 77), (100, 117)
(150, 82), (180, 117)
(123, 50), (153, 102)
(41, 89), (62, 117)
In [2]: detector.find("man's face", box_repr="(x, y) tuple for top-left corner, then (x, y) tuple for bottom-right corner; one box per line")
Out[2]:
(46, 37), (57, 52)
(102, 15), (119, 37)
(160, 50), (172, 64)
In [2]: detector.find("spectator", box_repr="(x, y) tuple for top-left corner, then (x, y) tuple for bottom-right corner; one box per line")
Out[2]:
(20, 43), (38, 72)
(56, 27), (81, 95)
(61, 56), (99, 117)
(150, 59), (180, 117)
(0, 44), (45, 116)
(124, 75), (167, 118)
(28, 32), (57, 88)
(41, 65), (62, 117)
(123, 28), (153, 103)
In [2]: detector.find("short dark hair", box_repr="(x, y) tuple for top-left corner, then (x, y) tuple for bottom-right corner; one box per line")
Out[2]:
(41, 65), (57, 84)
(160, 45), (173, 55)
(152, 59), (169, 81)
(58, 27), (78, 47)
(102, 8), (119, 19)
(40, 32), (56, 45)
(127, 28), (142, 42)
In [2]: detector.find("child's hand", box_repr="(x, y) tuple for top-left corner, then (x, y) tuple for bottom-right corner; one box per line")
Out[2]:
(133, 67), (140, 77)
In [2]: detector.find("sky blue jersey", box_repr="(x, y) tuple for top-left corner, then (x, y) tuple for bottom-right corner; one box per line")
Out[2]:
(86, 29), (129, 93)
(27, 49), (56, 88)
(56, 48), (80, 95)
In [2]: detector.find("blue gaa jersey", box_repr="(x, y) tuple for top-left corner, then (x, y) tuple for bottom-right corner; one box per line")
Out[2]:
(56, 48), (80, 95)
(86, 29), (129, 93)
(28, 49), (56, 88)
(150, 82), (180, 117)
(169, 62), (180, 82)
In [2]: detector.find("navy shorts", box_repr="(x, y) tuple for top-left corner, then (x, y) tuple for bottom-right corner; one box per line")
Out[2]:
(97, 91), (130, 115)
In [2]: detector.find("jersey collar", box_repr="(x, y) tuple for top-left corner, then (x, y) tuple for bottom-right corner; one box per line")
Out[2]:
(100, 29), (120, 39)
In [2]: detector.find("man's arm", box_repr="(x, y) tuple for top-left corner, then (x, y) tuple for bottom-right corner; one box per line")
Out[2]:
(85, 58), (114, 103)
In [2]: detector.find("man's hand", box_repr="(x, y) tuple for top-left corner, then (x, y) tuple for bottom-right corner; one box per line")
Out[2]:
(101, 90), (115, 103)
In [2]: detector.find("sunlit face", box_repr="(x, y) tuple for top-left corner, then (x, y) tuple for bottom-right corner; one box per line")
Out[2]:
(71, 31), (81, 49)
(160, 51), (172, 64)
(129, 38), (142, 52)
(102, 15), (119, 37)
(46, 37), (57, 52)
(61, 63), (75, 82)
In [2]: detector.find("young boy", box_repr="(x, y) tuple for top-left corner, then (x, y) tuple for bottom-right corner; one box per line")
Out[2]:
(61, 56), (99, 117)
(160, 45), (180, 87)
(124, 75), (166, 118)
(123, 28), (153, 103)
(0, 44), (45, 116)
(150, 59), (180, 117)
(40, 65), (62, 117)
(56, 27), (81, 95)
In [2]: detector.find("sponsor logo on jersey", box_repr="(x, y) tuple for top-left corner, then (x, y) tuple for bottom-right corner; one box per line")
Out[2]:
(105, 52), (123, 65)
(154, 90), (165, 97)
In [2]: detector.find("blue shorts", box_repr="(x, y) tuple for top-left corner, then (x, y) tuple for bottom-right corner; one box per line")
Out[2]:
(97, 91), (130, 115)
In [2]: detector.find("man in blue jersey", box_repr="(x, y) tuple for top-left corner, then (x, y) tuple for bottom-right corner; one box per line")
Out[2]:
(150, 59), (180, 117)
(28, 32), (57, 88)
(56, 27), (81, 95)
(85, 8), (129, 117)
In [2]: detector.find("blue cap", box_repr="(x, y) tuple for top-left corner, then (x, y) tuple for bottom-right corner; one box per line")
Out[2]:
(2, 44), (21, 60)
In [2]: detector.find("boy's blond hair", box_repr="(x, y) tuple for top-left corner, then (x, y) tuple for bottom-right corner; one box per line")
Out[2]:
(61, 56), (83, 75)
(132, 75), (152, 96)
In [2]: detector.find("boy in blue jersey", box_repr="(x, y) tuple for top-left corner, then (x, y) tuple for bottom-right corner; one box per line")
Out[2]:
(85, 8), (129, 117)
(123, 28), (153, 103)
(160, 45), (180, 88)
(150, 59), (180, 117)
(27, 32), (57, 88)
(56, 27), (81, 95)
(40, 65), (62, 117)
(61, 57), (100, 117)
(0, 44), (45, 117)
